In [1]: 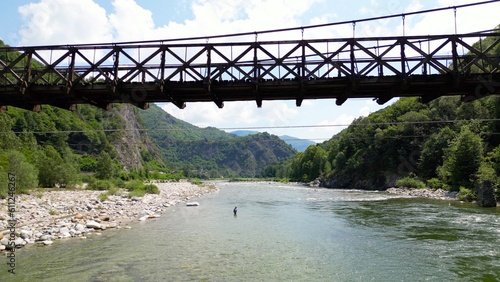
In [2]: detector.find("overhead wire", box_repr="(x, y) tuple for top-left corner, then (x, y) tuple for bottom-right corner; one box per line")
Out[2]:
(1, 118), (499, 135)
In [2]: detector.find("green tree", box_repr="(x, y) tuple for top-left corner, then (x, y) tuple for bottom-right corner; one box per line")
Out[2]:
(6, 150), (39, 192)
(58, 147), (79, 187)
(95, 151), (115, 180)
(418, 127), (456, 179)
(37, 146), (64, 187)
(0, 150), (38, 197)
(440, 126), (483, 190)
(0, 114), (19, 150)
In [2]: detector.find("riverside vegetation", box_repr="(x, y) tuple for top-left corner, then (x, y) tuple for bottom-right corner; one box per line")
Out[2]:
(265, 28), (500, 206)
(279, 95), (500, 205)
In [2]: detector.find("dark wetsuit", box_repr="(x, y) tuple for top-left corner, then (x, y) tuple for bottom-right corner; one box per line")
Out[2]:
(233, 207), (237, 215)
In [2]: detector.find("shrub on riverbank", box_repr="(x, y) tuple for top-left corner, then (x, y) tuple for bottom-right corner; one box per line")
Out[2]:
(143, 184), (160, 194)
(457, 186), (477, 202)
(426, 178), (443, 189)
(88, 179), (113, 191)
(124, 180), (159, 198)
(395, 176), (426, 189)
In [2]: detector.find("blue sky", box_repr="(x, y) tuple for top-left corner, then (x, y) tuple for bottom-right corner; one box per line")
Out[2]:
(1, 0), (499, 141)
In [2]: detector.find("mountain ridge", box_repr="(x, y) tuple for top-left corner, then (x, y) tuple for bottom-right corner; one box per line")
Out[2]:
(230, 130), (316, 152)
(139, 104), (297, 178)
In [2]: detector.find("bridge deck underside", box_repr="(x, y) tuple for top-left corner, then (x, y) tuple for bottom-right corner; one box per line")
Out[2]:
(1, 74), (497, 110)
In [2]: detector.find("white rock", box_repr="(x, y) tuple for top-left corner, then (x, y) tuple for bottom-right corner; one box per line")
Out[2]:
(60, 232), (71, 238)
(86, 220), (102, 229)
(14, 238), (26, 246)
(43, 240), (53, 245)
(20, 230), (33, 239)
(59, 227), (70, 235)
(0, 238), (9, 246)
(75, 224), (85, 232)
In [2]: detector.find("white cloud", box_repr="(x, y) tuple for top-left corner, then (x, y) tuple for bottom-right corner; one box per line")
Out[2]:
(18, 0), (111, 45)
(359, 106), (371, 117)
(109, 0), (156, 41)
(160, 100), (300, 131)
(307, 114), (356, 140)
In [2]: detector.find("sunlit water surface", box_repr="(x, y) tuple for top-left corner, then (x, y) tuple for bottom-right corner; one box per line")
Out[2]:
(2, 182), (499, 281)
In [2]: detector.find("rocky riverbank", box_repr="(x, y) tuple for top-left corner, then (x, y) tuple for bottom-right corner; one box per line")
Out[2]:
(0, 180), (217, 251)
(386, 187), (458, 200)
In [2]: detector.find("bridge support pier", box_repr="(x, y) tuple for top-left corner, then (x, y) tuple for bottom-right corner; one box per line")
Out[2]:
(336, 96), (348, 106)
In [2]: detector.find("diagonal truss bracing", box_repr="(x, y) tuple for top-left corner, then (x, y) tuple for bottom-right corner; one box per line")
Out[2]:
(0, 31), (499, 111)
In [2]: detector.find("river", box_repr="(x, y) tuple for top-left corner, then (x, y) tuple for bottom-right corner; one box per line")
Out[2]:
(2, 182), (499, 281)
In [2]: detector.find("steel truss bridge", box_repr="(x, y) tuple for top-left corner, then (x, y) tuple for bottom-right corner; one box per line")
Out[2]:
(0, 31), (499, 111)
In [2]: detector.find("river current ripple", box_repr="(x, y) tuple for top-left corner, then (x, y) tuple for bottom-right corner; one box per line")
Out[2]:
(3, 182), (499, 281)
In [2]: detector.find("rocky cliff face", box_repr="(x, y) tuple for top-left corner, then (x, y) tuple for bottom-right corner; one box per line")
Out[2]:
(111, 105), (162, 171)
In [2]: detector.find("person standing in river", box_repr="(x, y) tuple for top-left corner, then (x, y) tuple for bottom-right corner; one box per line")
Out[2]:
(233, 206), (237, 216)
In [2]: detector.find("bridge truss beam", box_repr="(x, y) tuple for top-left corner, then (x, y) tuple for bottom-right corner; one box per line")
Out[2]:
(0, 32), (499, 111)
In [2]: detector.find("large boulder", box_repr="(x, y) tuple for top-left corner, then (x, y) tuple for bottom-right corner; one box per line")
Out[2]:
(477, 181), (497, 207)
(86, 220), (102, 229)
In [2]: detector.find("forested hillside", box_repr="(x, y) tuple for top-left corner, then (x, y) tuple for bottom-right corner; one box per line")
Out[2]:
(287, 96), (500, 189)
(283, 95), (500, 203)
(230, 130), (316, 152)
(275, 28), (500, 202)
(139, 104), (297, 178)
(0, 103), (165, 196)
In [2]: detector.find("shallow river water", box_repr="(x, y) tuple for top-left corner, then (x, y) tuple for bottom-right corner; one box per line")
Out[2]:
(2, 182), (499, 281)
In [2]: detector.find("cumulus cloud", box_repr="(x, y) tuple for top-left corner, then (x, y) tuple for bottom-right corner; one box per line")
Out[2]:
(160, 100), (299, 130)
(18, 0), (111, 45)
(109, 0), (156, 41)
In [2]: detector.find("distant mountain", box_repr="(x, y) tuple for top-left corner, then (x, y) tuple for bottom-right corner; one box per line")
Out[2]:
(230, 131), (315, 152)
(279, 135), (316, 152)
(230, 130), (259, 137)
(139, 104), (297, 178)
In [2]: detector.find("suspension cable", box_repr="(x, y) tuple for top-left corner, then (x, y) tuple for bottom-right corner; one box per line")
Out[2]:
(402, 15), (405, 36)
(454, 7), (458, 34)
(15, 0), (499, 48)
